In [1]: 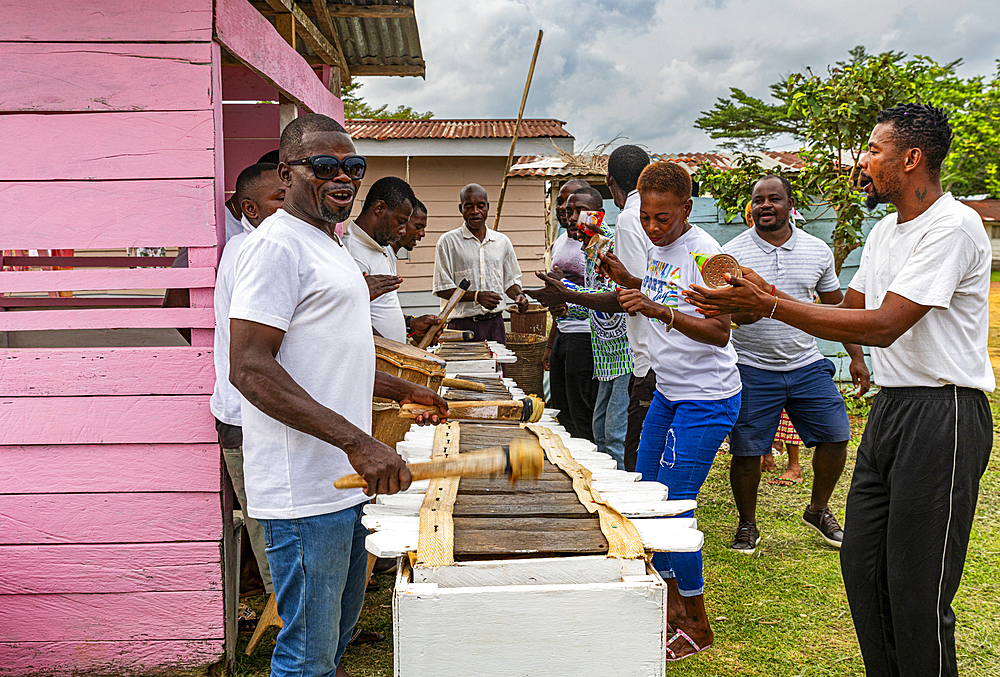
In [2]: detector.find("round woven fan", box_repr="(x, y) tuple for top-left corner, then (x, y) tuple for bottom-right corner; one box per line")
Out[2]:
(700, 254), (742, 288)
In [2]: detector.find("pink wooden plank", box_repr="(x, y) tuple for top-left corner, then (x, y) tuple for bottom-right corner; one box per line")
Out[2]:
(222, 102), (279, 138)
(0, 180), (216, 250)
(1, 43), (212, 112)
(0, 256), (177, 268)
(0, 639), (223, 676)
(222, 65), (278, 101)
(0, 297), (164, 308)
(0, 308), (215, 332)
(1, 591), (223, 642)
(187, 247), (218, 269)
(0, 395), (215, 445)
(0, 542), (221, 594)
(224, 138), (282, 192)
(215, 0), (345, 122)
(0, 112), (215, 180)
(0, 444), (219, 492)
(0, 492), (221, 544)
(0, 0), (213, 42)
(0, 267), (215, 294)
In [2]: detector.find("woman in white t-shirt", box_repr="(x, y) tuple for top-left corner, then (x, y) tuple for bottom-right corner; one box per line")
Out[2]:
(606, 161), (741, 661)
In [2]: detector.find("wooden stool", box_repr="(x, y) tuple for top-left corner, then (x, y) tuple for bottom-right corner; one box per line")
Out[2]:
(245, 592), (282, 656)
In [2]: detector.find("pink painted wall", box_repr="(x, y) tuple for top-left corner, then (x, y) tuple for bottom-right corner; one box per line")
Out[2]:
(0, 1), (346, 673)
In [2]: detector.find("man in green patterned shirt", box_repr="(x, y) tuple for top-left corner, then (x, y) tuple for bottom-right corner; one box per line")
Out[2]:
(563, 187), (633, 469)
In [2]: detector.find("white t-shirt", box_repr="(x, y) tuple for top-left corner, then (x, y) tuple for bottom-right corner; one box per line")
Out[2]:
(725, 226), (842, 371)
(343, 220), (407, 343)
(614, 191), (656, 377)
(848, 193), (994, 391)
(230, 209), (375, 519)
(550, 232), (590, 334)
(210, 217), (254, 427)
(224, 206), (244, 243)
(641, 224), (741, 401)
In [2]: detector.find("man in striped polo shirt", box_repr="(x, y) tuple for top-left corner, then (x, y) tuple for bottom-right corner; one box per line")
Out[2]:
(564, 186), (633, 470)
(723, 175), (870, 554)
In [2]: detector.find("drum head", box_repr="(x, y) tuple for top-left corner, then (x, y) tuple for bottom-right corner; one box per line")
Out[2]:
(701, 254), (741, 289)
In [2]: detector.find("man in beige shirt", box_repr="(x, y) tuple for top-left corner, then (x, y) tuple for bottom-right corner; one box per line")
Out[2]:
(432, 183), (528, 343)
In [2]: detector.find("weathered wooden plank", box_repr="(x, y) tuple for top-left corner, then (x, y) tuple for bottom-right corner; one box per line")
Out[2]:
(0, 0), (213, 42)
(413, 555), (647, 588)
(0, 542), (222, 594)
(454, 517), (603, 532)
(221, 66), (278, 101)
(0, 492), (221, 545)
(222, 102), (279, 138)
(0, 444), (219, 493)
(454, 529), (609, 557)
(0, 347), (214, 396)
(0, 180), (217, 250)
(0, 43), (212, 112)
(215, 0), (344, 121)
(0, 112), (216, 181)
(0, 395), (215, 445)
(456, 478), (576, 494)
(0, 267), (215, 294)
(1, 591), (223, 642)
(0, 255), (177, 268)
(0, 639), (224, 676)
(0, 307), (215, 332)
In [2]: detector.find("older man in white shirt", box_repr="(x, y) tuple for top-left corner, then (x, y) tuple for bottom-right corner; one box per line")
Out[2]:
(432, 183), (528, 343)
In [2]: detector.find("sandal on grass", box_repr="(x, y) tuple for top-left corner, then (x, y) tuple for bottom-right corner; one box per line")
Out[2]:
(767, 477), (802, 487)
(665, 628), (711, 662)
(348, 628), (385, 646)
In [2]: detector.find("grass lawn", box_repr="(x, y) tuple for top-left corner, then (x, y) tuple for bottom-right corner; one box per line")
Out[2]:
(233, 285), (1000, 676)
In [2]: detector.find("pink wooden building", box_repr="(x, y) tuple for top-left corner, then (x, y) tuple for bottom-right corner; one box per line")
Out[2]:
(0, 1), (423, 674)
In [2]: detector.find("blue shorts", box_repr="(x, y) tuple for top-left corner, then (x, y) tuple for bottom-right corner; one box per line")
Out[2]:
(729, 359), (850, 457)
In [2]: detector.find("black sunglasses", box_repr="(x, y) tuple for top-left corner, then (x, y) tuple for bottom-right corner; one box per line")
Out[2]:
(286, 155), (367, 181)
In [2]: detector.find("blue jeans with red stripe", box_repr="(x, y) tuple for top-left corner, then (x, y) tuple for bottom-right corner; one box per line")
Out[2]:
(635, 390), (740, 596)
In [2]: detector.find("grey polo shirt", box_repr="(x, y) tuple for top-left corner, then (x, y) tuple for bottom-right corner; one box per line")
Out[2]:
(723, 226), (841, 371)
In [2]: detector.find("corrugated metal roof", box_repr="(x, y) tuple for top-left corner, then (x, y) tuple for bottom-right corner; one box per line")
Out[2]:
(508, 151), (806, 179)
(346, 119), (573, 141)
(962, 199), (1000, 222)
(332, 1), (423, 72)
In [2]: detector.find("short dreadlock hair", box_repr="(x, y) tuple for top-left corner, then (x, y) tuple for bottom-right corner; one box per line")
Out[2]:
(636, 160), (692, 201)
(876, 103), (952, 176)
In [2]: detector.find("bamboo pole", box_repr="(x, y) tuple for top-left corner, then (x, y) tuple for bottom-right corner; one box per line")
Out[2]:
(492, 29), (543, 231)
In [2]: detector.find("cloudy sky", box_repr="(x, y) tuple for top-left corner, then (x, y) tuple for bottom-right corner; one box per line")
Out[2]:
(356, 0), (1000, 154)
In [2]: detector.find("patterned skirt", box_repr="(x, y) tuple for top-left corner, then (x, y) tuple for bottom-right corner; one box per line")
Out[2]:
(774, 410), (802, 445)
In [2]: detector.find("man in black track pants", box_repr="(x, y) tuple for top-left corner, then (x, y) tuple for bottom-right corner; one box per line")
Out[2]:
(684, 103), (994, 677)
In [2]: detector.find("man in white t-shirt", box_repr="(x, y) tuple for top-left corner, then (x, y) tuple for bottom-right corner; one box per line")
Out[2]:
(211, 162), (284, 595)
(343, 176), (439, 343)
(686, 104), (993, 677)
(229, 114), (449, 677)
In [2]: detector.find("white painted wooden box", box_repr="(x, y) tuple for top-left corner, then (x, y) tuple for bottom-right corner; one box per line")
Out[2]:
(393, 555), (667, 677)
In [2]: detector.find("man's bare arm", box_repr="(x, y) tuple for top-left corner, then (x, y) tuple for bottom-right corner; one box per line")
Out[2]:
(817, 289), (871, 395)
(229, 318), (410, 495)
(684, 278), (931, 348)
(525, 271), (624, 313)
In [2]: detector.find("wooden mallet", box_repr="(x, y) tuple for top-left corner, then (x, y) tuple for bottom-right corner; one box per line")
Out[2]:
(398, 394), (545, 424)
(440, 377), (487, 393)
(334, 438), (544, 490)
(417, 278), (471, 350)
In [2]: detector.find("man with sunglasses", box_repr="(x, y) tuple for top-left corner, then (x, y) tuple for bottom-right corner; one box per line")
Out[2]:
(229, 114), (449, 677)
(432, 183), (529, 343)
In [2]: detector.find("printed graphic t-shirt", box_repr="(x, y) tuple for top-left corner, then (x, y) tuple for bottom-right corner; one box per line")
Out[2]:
(641, 224), (741, 401)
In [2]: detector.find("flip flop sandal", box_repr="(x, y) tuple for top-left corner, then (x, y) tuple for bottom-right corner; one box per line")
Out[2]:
(348, 628), (385, 646)
(767, 477), (802, 487)
(665, 629), (710, 662)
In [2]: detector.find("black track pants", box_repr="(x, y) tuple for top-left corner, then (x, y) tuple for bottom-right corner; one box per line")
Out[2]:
(549, 331), (597, 443)
(841, 385), (992, 677)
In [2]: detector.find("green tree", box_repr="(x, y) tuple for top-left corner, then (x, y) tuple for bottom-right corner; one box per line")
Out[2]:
(342, 80), (433, 120)
(695, 47), (1000, 272)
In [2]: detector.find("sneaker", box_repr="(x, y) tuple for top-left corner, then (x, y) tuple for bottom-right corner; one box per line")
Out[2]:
(730, 521), (761, 555)
(802, 506), (844, 548)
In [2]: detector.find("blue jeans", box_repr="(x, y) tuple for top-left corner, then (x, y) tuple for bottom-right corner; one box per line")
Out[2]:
(260, 503), (369, 677)
(593, 373), (631, 470)
(636, 390), (741, 596)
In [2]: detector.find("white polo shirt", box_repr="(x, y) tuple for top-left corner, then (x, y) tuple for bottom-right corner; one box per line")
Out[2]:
(210, 216), (254, 427)
(343, 219), (407, 342)
(432, 223), (522, 319)
(849, 193), (994, 391)
(230, 209), (374, 519)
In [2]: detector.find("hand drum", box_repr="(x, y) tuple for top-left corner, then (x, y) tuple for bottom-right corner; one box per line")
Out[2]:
(699, 254), (742, 289)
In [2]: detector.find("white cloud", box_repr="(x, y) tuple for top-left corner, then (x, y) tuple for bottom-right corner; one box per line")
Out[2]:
(355, 0), (1000, 153)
